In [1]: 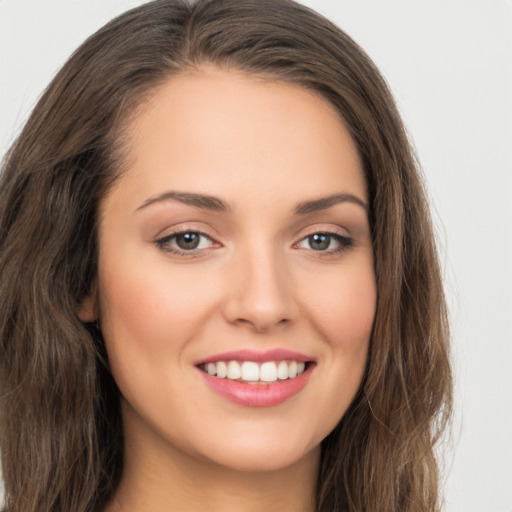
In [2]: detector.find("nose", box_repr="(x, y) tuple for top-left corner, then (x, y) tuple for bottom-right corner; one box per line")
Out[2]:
(222, 245), (299, 333)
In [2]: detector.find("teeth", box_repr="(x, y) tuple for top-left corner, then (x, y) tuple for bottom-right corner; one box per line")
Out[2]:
(260, 361), (277, 382)
(201, 360), (308, 382)
(241, 361), (259, 381)
(227, 361), (241, 379)
(276, 361), (289, 380)
(216, 361), (227, 378)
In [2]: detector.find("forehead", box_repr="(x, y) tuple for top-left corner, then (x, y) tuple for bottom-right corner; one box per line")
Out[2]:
(109, 65), (367, 213)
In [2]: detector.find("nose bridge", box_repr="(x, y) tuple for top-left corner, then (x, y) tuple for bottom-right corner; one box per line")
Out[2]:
(224, 238), (297, 331)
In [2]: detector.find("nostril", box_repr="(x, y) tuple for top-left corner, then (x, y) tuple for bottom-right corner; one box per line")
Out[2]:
(221, 262), (299, 331)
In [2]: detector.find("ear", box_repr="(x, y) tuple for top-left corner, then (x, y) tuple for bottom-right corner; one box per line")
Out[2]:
(78, 292), (97, 323)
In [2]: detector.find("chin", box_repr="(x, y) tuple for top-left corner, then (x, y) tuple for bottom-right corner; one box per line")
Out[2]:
(182, 421), (324, 474)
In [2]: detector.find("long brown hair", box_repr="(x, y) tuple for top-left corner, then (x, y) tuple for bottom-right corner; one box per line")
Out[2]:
(0, 1), (452, 510)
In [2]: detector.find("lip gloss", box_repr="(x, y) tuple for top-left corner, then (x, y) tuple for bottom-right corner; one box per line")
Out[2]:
(195, 348), (312, 365)
(196, 363), (313, 407)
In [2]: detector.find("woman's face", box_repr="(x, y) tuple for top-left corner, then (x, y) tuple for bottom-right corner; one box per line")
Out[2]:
(82, 66), (376, 473)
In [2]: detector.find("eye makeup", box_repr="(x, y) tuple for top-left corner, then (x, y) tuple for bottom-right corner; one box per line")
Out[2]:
(153, 226), (354, 260)
(155, 229), (221, 256)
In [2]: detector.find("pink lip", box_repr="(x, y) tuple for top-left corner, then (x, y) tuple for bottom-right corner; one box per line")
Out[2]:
(196, 365), (315, 409)
(195, 348), (313, 365)
(198, 368), (313, 407)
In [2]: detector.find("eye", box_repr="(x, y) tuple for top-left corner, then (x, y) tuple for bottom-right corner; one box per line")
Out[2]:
(296, 232), (353, 253)
(156, 230), (217, 254)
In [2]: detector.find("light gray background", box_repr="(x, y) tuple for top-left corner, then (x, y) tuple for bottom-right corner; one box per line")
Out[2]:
(1, 1), (511, 511)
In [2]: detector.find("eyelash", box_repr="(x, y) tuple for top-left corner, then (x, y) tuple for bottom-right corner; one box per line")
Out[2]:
(155, 230), (353, 257)
(294, 232), (353, 256)
(155, 230), (217, 257)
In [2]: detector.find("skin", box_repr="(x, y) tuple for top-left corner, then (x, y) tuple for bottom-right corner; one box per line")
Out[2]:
(80, 66), (376, 512)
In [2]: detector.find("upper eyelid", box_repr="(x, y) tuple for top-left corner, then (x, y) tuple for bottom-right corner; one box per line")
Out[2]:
(294, 231), (352, 246)
(158, 228), (211, 238)
(154, 225), (350, 240)
(152, 220), (353, 242)
(294, 224), (351, 240)
(154, 224), (218, 241)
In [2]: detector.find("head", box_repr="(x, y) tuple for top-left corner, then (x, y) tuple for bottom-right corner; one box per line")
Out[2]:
(0, 1), (451, 511)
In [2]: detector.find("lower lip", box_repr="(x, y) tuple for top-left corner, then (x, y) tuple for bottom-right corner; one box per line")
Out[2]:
(197, 365), (313, 407)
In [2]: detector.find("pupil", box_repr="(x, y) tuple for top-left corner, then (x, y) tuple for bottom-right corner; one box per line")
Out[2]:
(309, 233), (330, 250)
(176, 232), (200, 250)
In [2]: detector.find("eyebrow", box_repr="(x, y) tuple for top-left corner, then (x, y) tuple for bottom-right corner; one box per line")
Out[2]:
(294, 193), (368, 215)
(137, 191), (230, 212)
(136, 190), (368, 215)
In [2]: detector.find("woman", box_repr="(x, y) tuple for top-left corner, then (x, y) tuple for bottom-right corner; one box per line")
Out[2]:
(0, 0), (452, 510)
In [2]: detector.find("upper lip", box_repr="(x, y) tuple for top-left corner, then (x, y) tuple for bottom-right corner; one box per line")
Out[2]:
(195, 348), (314, 365)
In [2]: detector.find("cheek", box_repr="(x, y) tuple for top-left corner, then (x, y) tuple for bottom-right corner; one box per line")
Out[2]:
(96, 255), (219, 388)
(302, 259), (376, 350)
(297, 259), (376, 426)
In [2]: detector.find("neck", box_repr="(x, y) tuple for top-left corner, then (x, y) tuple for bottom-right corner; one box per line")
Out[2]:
(106, 404), (320, 512)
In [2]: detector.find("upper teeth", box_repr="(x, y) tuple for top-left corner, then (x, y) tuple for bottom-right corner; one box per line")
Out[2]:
(201, 360), (306, 382)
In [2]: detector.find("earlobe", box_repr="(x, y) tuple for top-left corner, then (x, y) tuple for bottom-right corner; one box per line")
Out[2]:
(78, 294), (97, 323)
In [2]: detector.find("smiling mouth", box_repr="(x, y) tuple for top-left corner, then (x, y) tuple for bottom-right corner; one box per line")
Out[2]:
(198, 360), (311, 384)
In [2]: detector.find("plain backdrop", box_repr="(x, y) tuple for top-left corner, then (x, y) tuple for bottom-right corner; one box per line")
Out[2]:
(1, 1), (511, 511)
